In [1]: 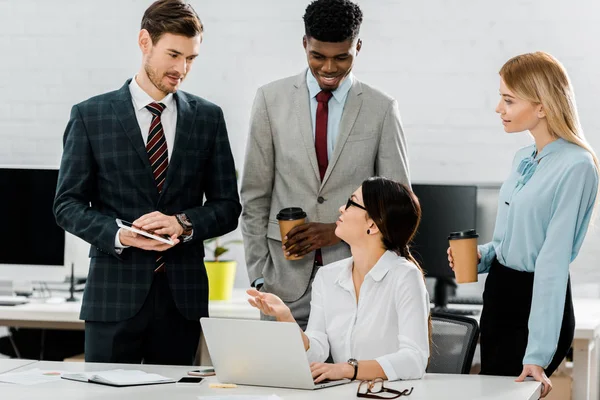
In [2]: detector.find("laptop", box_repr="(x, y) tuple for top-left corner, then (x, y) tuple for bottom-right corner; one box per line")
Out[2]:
(200, 318), (350, 390)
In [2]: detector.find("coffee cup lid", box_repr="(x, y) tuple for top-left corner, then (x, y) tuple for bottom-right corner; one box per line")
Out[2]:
(276, 207), (307, 221)
(448, 229), (479, 240)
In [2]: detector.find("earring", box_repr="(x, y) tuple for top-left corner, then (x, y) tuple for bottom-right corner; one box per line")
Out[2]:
(367, 229), (370, 234)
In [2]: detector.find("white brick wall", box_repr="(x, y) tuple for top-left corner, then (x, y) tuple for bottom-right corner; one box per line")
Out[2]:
(2, 0), (599, 295)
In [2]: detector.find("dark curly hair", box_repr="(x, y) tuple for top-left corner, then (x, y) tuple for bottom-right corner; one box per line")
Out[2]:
(303, 0), (363, 42)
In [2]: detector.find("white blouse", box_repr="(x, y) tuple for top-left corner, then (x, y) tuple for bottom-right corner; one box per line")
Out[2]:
(305, 251), (430, 381)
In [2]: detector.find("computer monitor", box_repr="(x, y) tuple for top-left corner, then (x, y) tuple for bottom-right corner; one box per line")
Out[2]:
(410, 184), (477, 309)
(0, 166), (66, 283)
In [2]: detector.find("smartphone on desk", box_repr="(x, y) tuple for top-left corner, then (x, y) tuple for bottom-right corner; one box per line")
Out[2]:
(188, 367), (215, 377)
(115, 218), (175, 245)
(177, 376), (204, 384)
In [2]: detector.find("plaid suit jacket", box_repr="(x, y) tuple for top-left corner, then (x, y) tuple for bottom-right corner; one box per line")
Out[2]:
(54, 80), (241, 322)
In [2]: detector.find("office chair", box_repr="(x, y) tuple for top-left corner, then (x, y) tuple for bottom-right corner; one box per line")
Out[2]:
(427, 311), (479, 374)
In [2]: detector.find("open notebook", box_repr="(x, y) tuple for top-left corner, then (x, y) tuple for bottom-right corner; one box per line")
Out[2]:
(62, 369), (175, 387)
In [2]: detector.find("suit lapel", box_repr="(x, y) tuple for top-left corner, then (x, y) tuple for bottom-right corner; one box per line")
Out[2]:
(160, 91), (196, 197)
(293, 73), (321, 182)
(111, 80), (155, 181)
(321, 79), (363, 189)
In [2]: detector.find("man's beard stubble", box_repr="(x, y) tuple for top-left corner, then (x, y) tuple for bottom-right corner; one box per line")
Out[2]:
(144, 62), (176, 95)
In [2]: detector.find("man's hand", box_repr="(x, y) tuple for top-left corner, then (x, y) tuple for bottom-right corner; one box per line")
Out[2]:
(133, 211), (184, 237)
(283, 222), (341, 258)
(118, 228), (179, 252)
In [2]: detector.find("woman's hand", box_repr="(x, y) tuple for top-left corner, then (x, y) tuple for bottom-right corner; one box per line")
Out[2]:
(310, 362), (354, 383)
(516, 364), (552, 398)
(447, 247), (481, 270)
(246, 289), (293, 322)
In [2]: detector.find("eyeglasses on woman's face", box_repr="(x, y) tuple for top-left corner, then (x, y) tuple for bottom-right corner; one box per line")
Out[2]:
(346, 198), (366, 211)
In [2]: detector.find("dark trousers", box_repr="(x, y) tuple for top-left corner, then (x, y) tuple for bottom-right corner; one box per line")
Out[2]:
(84, 272), (200, 365)
(480, 258), (574, 377)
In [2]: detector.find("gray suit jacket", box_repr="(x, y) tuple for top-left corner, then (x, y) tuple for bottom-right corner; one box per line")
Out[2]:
(241, 71), (410, 303)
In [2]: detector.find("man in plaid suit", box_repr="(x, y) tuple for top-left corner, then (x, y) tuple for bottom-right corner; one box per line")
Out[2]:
(53, 0), (240, 365)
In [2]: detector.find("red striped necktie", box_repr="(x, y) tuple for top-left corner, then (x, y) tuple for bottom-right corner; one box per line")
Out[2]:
(146, 102), (169, 193)
(145, 102), (168, 273)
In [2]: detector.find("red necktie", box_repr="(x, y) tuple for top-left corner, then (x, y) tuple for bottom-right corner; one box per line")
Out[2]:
(146, 102), (169, 193)
(314, 91), (332, 267)
(146, 102), (168, 273)
(315, 91), (333, 180)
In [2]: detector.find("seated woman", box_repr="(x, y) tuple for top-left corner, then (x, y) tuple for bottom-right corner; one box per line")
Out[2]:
(247, 177), (431, 383)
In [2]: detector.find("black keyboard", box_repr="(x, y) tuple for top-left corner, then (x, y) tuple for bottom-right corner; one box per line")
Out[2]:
(447, 296), (483, 305)
(432, 307), (480, 316)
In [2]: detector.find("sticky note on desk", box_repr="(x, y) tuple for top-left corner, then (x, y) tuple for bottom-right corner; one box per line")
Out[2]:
(199, 395), (282, 399)
(208, 383), (238, 388)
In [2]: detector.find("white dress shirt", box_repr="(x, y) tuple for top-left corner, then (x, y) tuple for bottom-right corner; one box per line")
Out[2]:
(114, 76), (178, 249)
(128, 76), (178, 155)
(305, 251), (430, 381)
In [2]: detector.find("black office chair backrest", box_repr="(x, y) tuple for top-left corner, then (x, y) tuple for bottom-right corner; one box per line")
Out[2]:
(427, 312), (479, 374)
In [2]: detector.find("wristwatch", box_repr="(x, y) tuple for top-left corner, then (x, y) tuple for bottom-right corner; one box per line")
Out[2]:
(175, 213), (193, 240)
(347, 358), (358, 381)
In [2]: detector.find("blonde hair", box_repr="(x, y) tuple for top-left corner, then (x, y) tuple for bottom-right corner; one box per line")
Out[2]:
(500, 52), (599, 177)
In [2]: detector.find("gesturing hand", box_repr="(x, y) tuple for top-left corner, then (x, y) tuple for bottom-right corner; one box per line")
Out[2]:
(283, 223), (341, 258)
(246, 289), (294, 322)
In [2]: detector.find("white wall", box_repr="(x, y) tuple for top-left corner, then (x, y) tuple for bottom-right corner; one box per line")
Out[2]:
(2, 0), (600, 296)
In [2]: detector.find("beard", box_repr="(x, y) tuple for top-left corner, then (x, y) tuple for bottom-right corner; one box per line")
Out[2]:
(144, 61), (180, 95)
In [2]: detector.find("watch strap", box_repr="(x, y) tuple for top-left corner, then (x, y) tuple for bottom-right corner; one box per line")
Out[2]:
(348, 358), (358, 381)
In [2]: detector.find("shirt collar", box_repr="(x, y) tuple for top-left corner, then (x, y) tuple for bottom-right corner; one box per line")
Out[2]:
(306, 69), (353, 104)
(335, 251), (396, 292)
(534, 138), (567, 161)
(129, 75), (175, 112)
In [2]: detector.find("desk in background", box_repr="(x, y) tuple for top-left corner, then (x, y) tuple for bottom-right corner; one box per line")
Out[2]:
(0, 360), (541, 400)
(0, 289), (259, 330)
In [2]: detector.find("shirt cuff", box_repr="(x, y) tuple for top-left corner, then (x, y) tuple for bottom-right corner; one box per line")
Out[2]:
(375, 356), (399, 382)
(180, 229), (194, 243)
(115, 229), (130, 251)
(304, 335), (320, 364)
(252, 277), (265, 288)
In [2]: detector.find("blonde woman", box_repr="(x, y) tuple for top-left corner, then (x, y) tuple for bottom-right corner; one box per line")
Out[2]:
(448, 52), (598, 398)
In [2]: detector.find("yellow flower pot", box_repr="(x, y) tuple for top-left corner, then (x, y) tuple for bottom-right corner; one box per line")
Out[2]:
(205, 261), (237, 301)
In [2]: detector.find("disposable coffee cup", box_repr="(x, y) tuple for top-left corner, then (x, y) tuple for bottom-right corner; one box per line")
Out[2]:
(448, 229), (479, 283)
(277, 207), (307, 260)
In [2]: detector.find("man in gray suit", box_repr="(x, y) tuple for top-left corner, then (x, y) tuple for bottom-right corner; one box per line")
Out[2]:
(241, 0), (410, 329)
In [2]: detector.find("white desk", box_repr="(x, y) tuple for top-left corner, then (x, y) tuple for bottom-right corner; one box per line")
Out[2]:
(1, 293), (598, 399)
(448, 298), (600, 400)
(0, 359), (36, 374)
(572, 298), (600, 400)
(0, 361), (541, 400)
(0, 289), (258, 330)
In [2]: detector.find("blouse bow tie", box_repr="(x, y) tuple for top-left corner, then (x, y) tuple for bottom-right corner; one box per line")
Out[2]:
(516, 155), (538, 188)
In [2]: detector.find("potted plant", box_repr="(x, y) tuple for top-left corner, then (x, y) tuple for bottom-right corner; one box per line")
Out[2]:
(204, 236), (243, 301)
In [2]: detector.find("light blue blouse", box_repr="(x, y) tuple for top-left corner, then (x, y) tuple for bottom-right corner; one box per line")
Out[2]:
(478, 138), (598, 367)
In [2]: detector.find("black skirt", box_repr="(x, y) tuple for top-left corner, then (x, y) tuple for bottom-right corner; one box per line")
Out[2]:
(479, 258), (575, 377)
